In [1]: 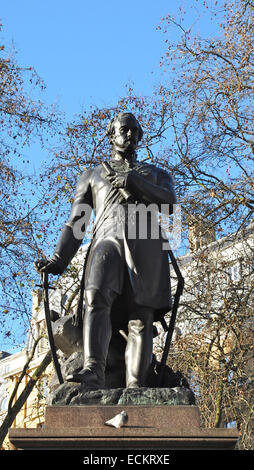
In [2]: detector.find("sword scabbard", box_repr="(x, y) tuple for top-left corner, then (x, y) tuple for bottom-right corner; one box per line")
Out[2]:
(41, 272), (64, 384)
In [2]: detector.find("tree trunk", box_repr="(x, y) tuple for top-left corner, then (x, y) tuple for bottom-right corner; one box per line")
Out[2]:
(214, 381), (224, 428)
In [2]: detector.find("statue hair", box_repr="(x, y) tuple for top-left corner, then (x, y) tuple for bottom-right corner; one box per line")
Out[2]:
(106, 112), (143, 143)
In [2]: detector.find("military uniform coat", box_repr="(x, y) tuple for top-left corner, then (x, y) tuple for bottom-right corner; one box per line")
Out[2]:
(59, 159), (176, 322)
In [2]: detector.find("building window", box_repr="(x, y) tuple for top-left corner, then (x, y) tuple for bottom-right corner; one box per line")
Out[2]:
(226, 263), (241, 282)
(194, 281), (205, 297)
(0, 396), (8, 412)
(4, 364), (10, 375)
(224, 420), (237, 429)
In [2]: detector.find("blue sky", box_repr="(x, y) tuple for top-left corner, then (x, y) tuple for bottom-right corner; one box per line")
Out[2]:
(1, 0), (176, 119)
(1, 1), (219, 119)
(1, 0), (220, 172)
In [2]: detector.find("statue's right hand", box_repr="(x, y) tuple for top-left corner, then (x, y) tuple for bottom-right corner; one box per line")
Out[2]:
(34, 259), (49, 272)
(34, 258), (65, 275)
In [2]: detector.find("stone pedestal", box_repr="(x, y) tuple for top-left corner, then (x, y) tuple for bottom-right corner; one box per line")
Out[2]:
(9, 402), (238, 450)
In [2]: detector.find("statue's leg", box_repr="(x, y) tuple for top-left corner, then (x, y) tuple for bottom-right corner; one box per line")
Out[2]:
(66, 288), (117, 388)
(125, 307), (154, 388)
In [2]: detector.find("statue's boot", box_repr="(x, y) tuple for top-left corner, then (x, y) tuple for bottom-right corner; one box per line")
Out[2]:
(66, 288), (116, 389)
(125, 309), (154, 388)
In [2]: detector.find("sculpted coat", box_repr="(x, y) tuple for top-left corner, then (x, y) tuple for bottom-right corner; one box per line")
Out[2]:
(54, 159), (176, 322)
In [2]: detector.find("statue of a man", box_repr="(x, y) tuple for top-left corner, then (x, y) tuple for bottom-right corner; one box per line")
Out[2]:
(35, 112), (176, 389)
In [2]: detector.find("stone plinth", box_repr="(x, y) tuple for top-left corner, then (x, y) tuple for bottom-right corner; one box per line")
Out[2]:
(48, 385), (196, 407)
(45, 403), (200, 429)
(9, 402), (238, 450)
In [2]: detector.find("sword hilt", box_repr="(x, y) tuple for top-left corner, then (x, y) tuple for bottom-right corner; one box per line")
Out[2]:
(36, 271), (56, 290)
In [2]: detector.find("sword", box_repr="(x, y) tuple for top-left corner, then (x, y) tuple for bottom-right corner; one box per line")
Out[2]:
(157, 250), (184, 387)
(40, 272), (64, 384)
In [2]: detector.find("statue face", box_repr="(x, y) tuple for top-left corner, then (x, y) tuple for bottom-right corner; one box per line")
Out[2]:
(111, 115), (140, 154)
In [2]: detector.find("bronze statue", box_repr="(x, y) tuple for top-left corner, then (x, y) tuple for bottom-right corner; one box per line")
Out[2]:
(35, 112), (176, 390)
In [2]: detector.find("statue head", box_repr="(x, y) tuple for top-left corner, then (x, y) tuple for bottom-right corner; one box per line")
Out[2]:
(106, 112), (143, 155)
